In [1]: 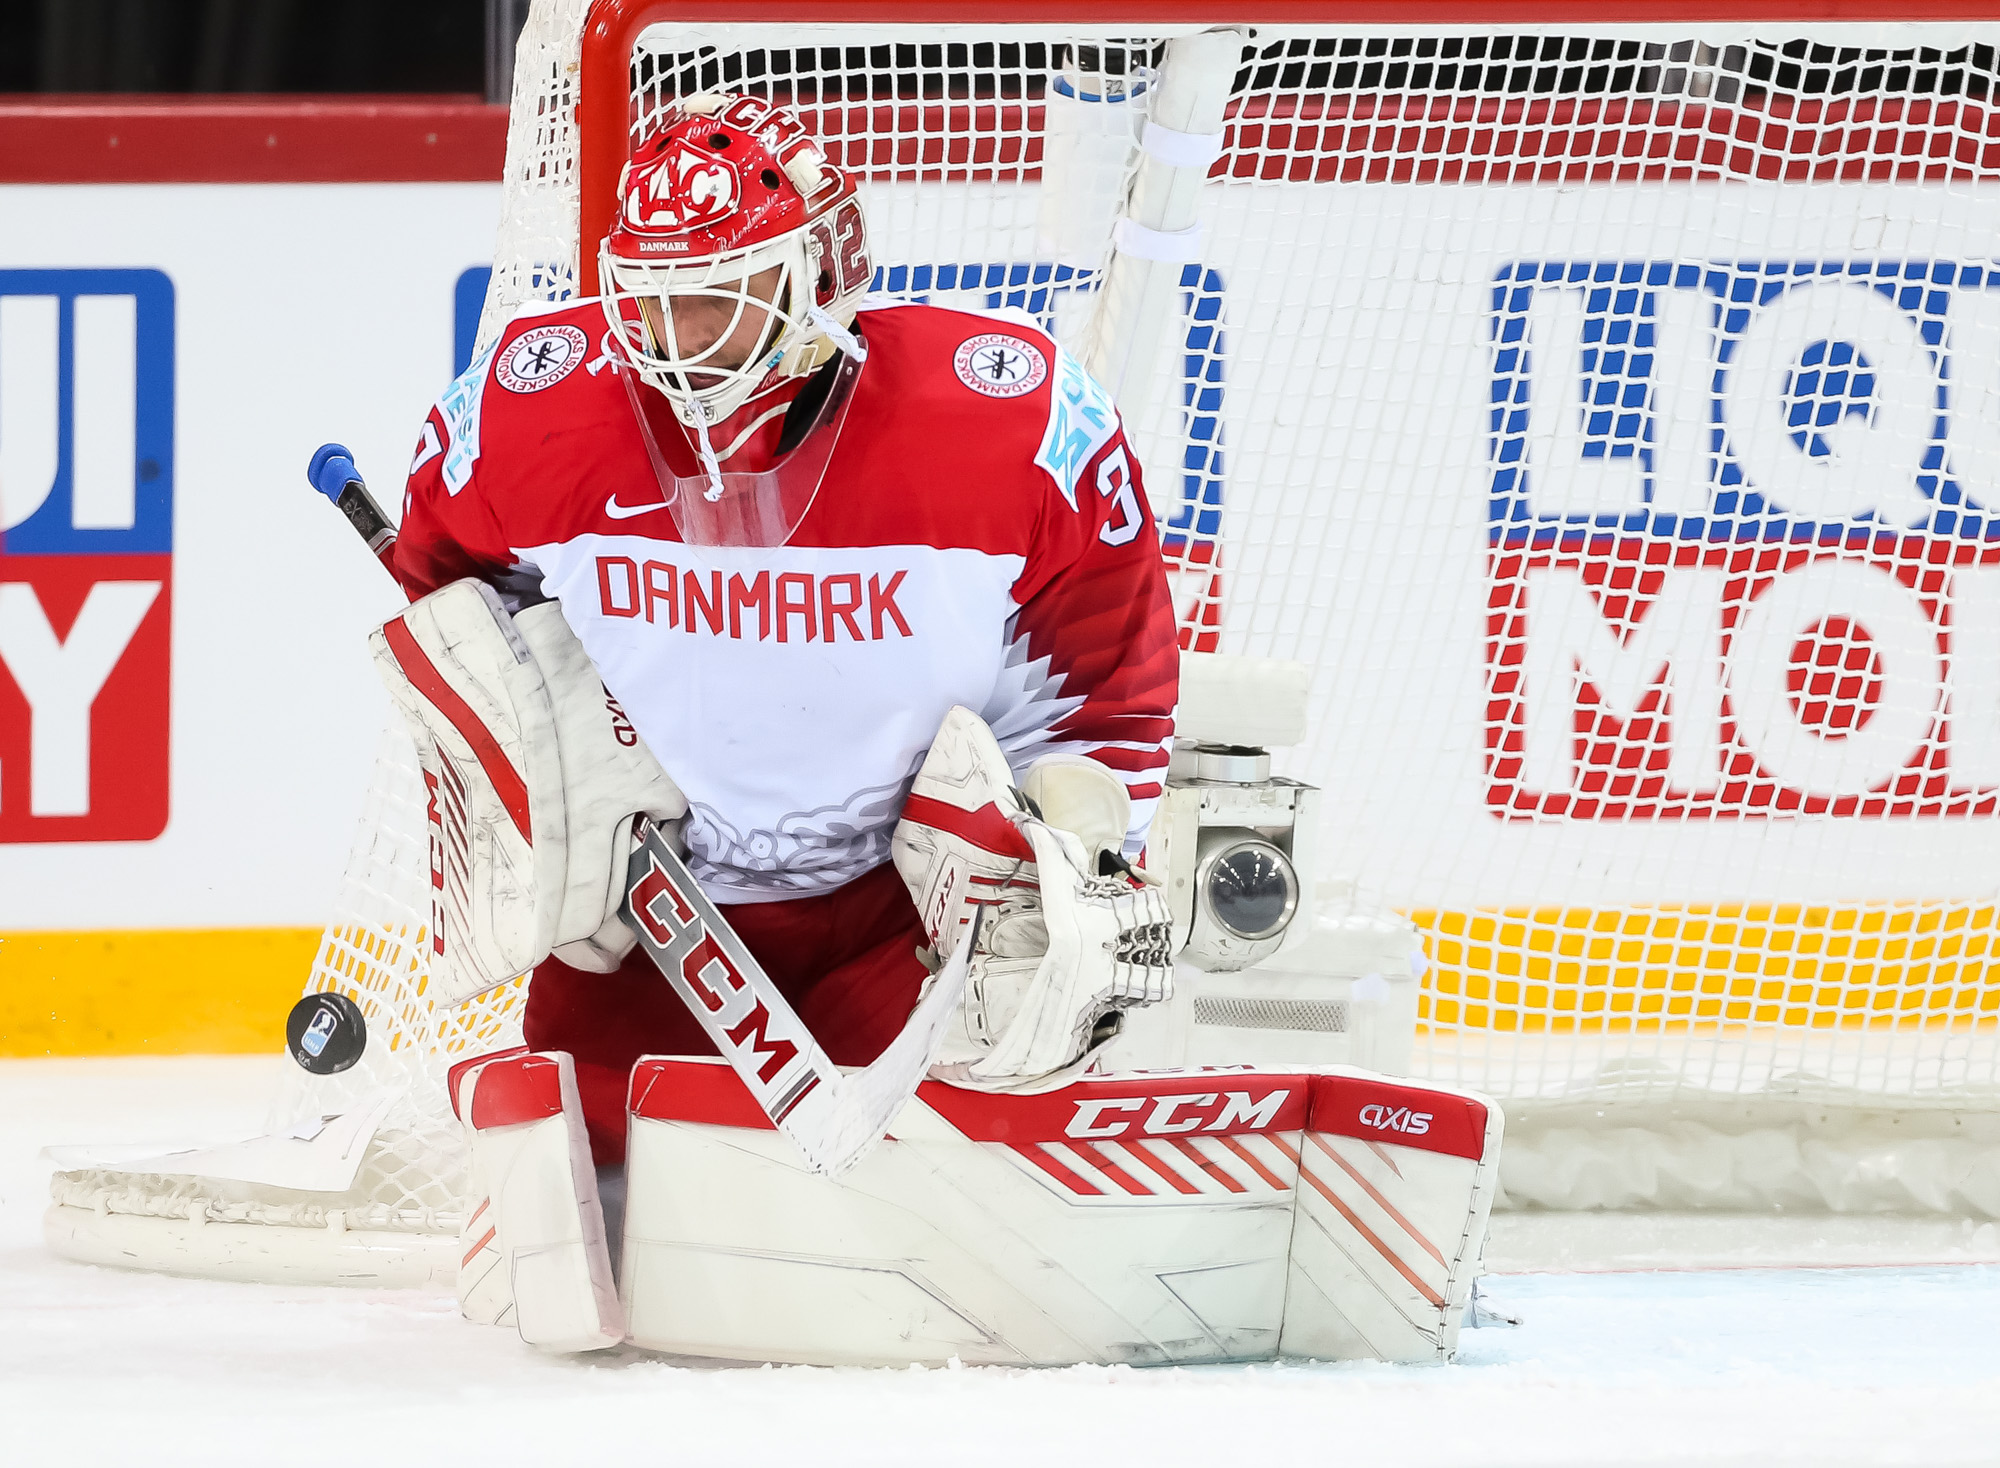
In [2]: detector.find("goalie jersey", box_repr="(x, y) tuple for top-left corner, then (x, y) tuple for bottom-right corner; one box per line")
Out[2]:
(394, 300), (1179, 903)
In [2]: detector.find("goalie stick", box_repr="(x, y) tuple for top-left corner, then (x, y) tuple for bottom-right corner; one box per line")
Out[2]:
(307, 443), (974, 1175)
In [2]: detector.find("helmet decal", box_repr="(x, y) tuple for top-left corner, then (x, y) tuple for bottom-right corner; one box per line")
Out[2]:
(626, 139), (742, 231)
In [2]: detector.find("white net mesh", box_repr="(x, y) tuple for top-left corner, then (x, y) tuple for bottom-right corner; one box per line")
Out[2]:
(1162, 26), (2000, 1110)
(569, 16), (2000, 1114)
(60, 7), (2000, 1257)
(53, 728), (523, 1237)
(482, 0), (591, 351)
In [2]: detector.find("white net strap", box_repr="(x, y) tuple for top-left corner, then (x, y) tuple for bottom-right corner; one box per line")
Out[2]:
(478, 0), (592, 356)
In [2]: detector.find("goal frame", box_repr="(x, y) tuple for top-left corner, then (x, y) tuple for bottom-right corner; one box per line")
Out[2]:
(573, 1), (2000, 304)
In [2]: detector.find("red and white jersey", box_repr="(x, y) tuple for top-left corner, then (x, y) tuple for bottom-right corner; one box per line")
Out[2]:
(395, 299), (1178, 903)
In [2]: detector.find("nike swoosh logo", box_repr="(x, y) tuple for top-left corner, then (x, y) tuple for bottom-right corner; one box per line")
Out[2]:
(604, 494), (671, 520)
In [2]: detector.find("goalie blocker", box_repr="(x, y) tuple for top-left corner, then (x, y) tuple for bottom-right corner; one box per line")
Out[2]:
(370, 578), (689, 1004)
(455, 1055), (1500, 1365)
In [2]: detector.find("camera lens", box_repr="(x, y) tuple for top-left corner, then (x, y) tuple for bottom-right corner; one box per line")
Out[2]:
(1204, 842), (1297, 941)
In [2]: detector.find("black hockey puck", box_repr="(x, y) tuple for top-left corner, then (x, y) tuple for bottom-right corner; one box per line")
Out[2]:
(285, 992), (367, 1075)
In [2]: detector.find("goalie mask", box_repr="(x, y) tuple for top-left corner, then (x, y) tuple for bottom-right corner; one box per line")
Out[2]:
(599, 92), (873, 433)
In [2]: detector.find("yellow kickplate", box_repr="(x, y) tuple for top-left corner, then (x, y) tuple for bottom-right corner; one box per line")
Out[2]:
(0, 929), (321, 1056)
(13, 908), (2000, 1051)
(1408, 903), (2000, 1032)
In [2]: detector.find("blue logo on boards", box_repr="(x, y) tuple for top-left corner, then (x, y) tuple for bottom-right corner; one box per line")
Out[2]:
(0, 269), (174, 556)
(453, 266), (490, 386)
(1490, 261), (2000, 549)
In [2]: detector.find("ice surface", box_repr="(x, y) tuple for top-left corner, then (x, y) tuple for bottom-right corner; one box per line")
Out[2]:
(7, 1058), (2000, 1467)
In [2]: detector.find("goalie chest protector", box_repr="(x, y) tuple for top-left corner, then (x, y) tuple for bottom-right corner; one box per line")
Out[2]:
(393, 299), (1179, 905)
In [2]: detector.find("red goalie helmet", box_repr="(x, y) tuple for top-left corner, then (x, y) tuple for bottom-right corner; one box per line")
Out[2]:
(599, 92), (873, 425)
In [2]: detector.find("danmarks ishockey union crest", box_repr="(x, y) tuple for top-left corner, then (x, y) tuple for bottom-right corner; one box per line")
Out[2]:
(954, 333), (1048, 398)
(497, 324), (589, 393)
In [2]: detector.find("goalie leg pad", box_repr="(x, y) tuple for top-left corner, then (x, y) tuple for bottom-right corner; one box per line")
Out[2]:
(619, 1058), (1308, 1365)
(616, 1059), (1498, 1366)
(450, 1049), (626, 1353)
(449, 1045), (528, 1327)
(1279, 1072), (1503, 1364)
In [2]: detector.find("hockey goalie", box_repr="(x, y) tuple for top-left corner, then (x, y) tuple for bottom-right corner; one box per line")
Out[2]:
(375, 91), (1500, 1366)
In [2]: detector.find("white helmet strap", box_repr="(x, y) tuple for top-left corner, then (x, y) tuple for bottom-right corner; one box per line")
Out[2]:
(805, 304), (868, 364)
(687, 406), (727, 502)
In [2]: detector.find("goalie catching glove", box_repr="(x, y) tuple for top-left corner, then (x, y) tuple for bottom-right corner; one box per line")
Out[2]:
(892, 706), (1173, 1092)
(372, 579), (688, 1003)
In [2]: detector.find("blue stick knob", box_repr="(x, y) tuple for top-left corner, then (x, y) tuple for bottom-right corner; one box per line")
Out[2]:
(308, 442), (361, 503)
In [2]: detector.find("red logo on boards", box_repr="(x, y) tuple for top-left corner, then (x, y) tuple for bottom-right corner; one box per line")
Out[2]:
(0, 555), (170, 843)
(1486, 543), (2000, 819)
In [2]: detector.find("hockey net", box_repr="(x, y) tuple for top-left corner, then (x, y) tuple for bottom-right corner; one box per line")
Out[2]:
(52, 2), (2000, 1273)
